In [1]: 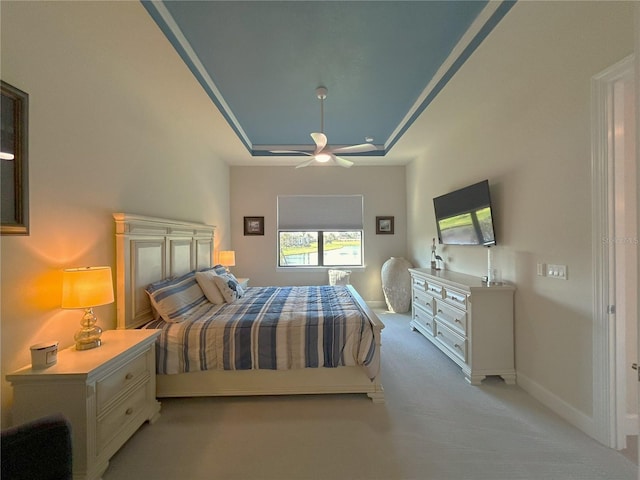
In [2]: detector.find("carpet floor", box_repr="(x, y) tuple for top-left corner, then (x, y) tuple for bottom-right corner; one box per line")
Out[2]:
(104, 310), (637, 480)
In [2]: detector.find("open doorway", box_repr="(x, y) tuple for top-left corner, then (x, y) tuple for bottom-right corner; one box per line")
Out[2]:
(592, 55), (638, 453)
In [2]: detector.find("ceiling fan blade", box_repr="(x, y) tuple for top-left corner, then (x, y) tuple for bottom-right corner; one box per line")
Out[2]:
(295, 158), (316, 169)
(333, 155), (354, 168)
(310, 132), (328, 154)
(270, 150), (313, 156)
(330, 143), (377, 154)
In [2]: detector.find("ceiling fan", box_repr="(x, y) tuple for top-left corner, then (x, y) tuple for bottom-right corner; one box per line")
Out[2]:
(270, 86), (377, 168)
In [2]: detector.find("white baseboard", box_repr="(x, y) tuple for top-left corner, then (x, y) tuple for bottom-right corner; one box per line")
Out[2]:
(517, 371), (597, 440)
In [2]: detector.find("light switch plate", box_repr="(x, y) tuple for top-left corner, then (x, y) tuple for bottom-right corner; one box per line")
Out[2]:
(546, 264), (567, 280)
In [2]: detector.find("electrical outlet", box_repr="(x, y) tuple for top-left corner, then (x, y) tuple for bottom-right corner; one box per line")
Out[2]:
(537, 263), (546, 276)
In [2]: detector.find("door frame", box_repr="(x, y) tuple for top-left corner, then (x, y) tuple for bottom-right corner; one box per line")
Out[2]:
(591, 54), (635, 449)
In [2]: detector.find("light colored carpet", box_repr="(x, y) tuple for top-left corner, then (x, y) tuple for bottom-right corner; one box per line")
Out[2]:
(104, 310), (637, 480)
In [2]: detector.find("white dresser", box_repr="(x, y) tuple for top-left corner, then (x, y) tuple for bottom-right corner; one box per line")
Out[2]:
(7, 329), (161, 480)
(409, 268), (515, 385)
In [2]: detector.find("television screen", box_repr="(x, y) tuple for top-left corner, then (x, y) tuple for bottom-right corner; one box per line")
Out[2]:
(433, 180), (496, 246)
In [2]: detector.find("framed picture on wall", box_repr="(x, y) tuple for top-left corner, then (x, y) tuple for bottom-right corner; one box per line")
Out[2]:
(1, 81), (29, 235)
(376, 216), (394, 235)
(244, 216), (264, 236)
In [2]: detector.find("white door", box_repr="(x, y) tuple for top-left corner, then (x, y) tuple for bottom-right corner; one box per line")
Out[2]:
(610, 64), (638, 450)
(591, 55), (637, 451)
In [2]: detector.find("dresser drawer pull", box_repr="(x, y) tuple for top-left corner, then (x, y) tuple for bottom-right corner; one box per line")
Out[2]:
(125, 407), (134, 415)
(454, 318), (461, 324)
(125, 373), (133, 380)
(454, 344), (462, 350)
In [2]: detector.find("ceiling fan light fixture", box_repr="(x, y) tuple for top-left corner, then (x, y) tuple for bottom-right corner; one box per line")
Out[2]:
(270, 85), (377, 168)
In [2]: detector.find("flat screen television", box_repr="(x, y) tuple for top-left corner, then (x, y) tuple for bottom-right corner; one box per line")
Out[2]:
(433, 179), (496, 246)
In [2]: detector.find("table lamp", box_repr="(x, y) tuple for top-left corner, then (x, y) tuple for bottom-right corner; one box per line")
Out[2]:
(218, 250), (236, 272)
(62, 266), (114, 350)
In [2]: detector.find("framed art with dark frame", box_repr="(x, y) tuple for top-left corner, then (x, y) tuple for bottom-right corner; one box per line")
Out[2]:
(244, 216), (264, 236)
(1, 80), (29, 235)
(376, 216), (394, 235)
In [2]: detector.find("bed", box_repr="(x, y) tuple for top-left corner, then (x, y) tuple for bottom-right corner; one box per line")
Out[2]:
(114, 213), (385, 402)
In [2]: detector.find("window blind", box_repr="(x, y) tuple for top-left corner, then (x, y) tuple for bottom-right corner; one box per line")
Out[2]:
(277, 195), (364, 230)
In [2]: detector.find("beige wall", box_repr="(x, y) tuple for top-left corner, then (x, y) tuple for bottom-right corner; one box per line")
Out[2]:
(0, 1), (233, 426)
(230, 166), (407, 302)
(404, 1), (634, 431)
(1, 0), (635, 444)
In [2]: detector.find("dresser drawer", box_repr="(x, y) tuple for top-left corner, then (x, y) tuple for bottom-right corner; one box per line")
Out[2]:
(435, 323), (467, 362)
(425, 281), (443, 297)
(97, 381), (149, 452)
(97, 351), (149, 411)
(413, 289), (435, 315)
(442, 287), (468, 310)
(413, 304), (435, 336)
(412, 276), (427, 291)
(435, 300), (467, 336)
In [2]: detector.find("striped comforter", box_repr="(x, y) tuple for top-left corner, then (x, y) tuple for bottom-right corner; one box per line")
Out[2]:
(143, 285), (380, 380)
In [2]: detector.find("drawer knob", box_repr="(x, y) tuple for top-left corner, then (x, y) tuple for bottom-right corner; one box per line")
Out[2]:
(125, 373), (133, 380)
(125, 407), (134, 415)
(455, 319), (461, 324)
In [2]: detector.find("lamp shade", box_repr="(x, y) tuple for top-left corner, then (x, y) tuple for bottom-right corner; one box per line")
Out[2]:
(218, 250), (236, 267)
(62, 266), (114, 309)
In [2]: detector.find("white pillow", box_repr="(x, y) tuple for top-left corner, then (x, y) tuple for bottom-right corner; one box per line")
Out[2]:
(212, 272), (245, 303)
(195, 270), (226, 305)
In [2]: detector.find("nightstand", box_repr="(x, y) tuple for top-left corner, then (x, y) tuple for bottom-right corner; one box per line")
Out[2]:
(237, 277), (249, 289)
(6, 329), (161, 480)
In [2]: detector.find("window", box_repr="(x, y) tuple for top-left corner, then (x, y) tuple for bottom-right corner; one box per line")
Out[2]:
(279, 231), (362, 267)
(277, 195), (364, 268)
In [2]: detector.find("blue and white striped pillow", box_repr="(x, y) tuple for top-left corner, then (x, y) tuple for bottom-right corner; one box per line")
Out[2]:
(146, 271), (208, 323)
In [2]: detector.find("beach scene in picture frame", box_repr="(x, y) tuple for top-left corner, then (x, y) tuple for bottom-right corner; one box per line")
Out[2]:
(376, 216), (394, 234)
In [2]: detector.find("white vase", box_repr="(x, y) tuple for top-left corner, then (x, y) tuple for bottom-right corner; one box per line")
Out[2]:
(381, 257), (413, 313)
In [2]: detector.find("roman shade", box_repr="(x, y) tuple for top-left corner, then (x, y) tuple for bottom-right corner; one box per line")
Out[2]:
(277, 195), (364, 230)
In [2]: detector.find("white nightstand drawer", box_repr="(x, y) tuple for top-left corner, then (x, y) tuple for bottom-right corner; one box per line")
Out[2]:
(97, 351), (149, 412)
(97, 382), (149, 451)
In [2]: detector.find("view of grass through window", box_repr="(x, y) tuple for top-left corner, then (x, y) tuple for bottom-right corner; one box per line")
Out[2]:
(279, 231), (362, 267)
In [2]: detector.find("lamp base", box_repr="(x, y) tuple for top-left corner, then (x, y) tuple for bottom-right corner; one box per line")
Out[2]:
(74, 307), (103, 351)
(76, 338), (102, 350)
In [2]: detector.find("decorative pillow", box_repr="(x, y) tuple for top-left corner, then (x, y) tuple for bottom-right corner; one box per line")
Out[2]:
(210, 264), (228, 275)
(145, 277), (177, 320)
(145, 271), (208, 323)
(194, 270), (226, 305)
(212, 272), (244, 303)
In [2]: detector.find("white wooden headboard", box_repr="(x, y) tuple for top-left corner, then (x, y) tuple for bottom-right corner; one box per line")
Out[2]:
(114, 213), (216, 329)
